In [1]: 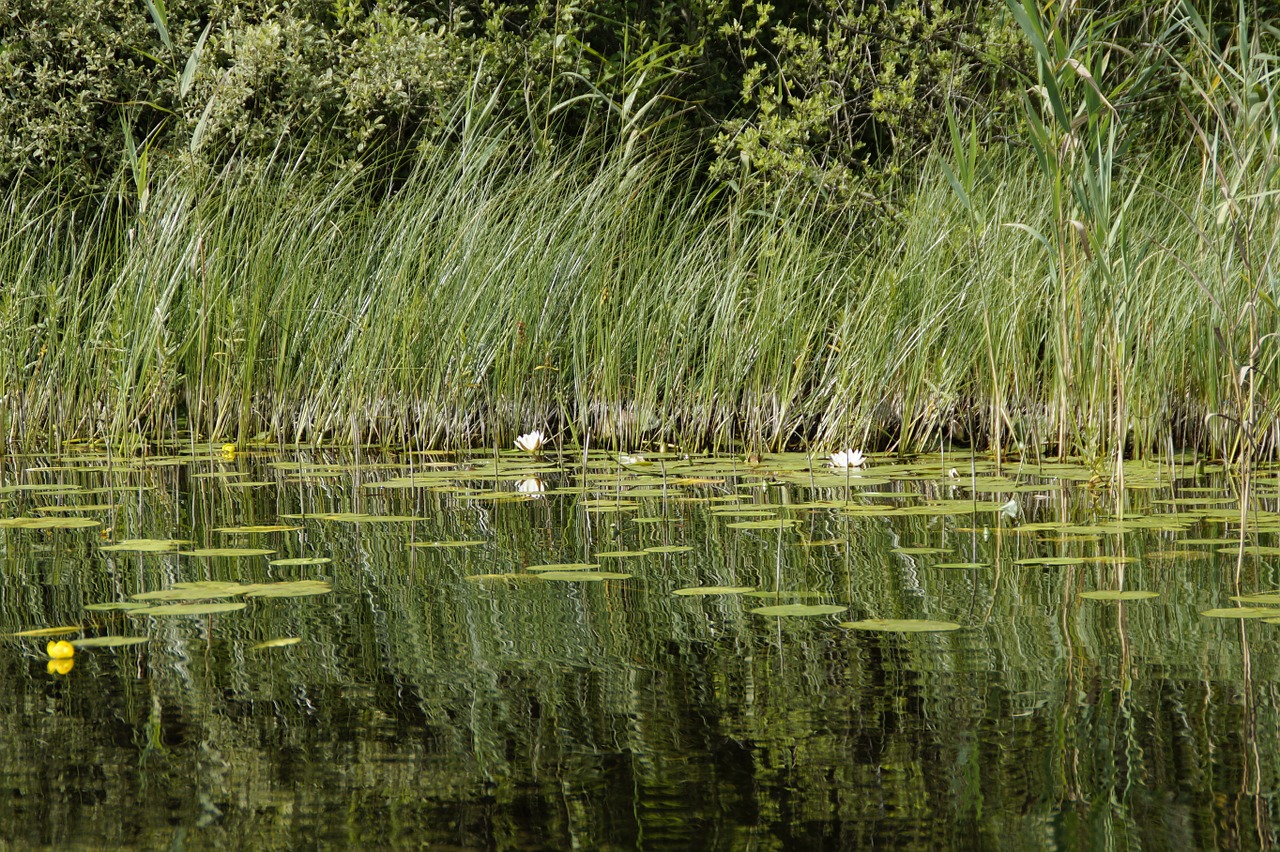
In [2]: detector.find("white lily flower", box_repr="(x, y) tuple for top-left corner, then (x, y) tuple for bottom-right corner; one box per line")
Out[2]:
(517, 478), (545, 494)
(829, 449), (866, 469)
(514, 430), (546, 454)
(618, 454), (650, 466)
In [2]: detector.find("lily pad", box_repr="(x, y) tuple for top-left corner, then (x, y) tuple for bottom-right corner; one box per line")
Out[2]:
(214, 524), (302, 534)
(101, 539), (188, 553)
(252, 638), (302, 650)
(129, 602), (248, 616)
(750, 604), (847, 617)
(84, 602), (152, 612)
(269, 557), (332, 566)
(840, 619), (962, 632)
(0, 516), (100, 529)
(933, 562), (989, 569)
(1200, 607), (1280, 619)
(5, 625), (81, 638)
(644, 545), (693, 554)
(408, 540), (485, 548)
(133, 582), (250, 600)
(527, 563), (600, 572)
(70, 636), (149, 648)
(178, 547), (275, 557)
(673, 586), (755, 596)
(892, 546), (951, 555)
(463, 573), (543, 584)
(242, 580), (332, 598)
(726, 519), (798, 530)
(594, 550), (650, 558)
(1080, 590), (1159, 601)
(536, 571), (632, 581)
(1014, 556), (1088, 567)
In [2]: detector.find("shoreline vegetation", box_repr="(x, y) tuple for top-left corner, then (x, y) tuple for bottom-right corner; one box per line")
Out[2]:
(1, 0), (1276, 461)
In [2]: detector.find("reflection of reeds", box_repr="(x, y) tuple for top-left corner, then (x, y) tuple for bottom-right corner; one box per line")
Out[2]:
(0, 5), (1275, 463)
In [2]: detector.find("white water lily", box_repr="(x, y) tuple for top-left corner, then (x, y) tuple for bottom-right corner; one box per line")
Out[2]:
(517, 478), (545, 494)
(618, 454), (650, 466)
(829, 449), (866, 469)
(514, 430), (546, 454)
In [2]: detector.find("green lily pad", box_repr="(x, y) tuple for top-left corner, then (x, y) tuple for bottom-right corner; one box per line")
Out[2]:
(5, 625), (81, 637)
(527, 563), (600, 572)
(1200, 607), (1280, 619)
(178, 548), (275, 557)
(726, 519), (798, 530)
(595, 550), (650, 558)
(129, 602), (248, 616)
(133, 582), (250, 600)
(214, 524), (302, 534)
(252, 638), (302, 649)
(70, 636), (149, 648)
(408, 540), (485, 548)
(84, 602), (152, 612)
(1014, 556), (1088, 566)
(673, 586), (755, 596)
(463, 573), (543, 583)
(0, 516), (100, 529)
(1230, 593), (1280, 605)
(1080, 590), (1160, 601)
(892, 546), (951, 555)
(933, 562), (989, 569)
(750, 604), (847, 617)
(101, 538), (189, 552)
(243, 580), (332, 598)
(269, 557), (332, 566)
(536, 571), (632, 581)
(840, 618), (962, 632)
(644, 545), (693, 554)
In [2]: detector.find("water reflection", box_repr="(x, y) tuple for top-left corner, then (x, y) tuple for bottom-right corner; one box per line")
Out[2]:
(0, 449), (1277, 848)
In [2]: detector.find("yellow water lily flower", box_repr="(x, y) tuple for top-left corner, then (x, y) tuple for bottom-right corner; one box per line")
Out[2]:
(514, 431), (546, 454)
(221, 443), (237, 460)
(46, 640), (75, 660)
(47, 658), (74, 675)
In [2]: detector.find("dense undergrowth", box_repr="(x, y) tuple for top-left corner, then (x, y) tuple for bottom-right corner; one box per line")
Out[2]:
(0, 1), (1277, 460)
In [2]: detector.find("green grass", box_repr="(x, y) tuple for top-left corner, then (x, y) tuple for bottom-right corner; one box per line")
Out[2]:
(0, 3), (1276, 460)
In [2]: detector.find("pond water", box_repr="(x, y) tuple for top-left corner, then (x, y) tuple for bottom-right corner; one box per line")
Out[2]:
(2, 446), (1280, 849)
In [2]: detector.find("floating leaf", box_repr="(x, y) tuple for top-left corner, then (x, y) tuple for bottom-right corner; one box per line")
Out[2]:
(129, 602), (248, 616)
(133, 582), (249, 600)
(726, 519), (798, 530)
(408, 540), (485, 548)
(101, 538), (188, 552)
(33, 504), (119, 513)
(644, 545), (693, 554)
(6, 625), (81, 638)
(84, 602), (152, 612)
(1080, 590), (1160, 601)
(892, 546), (951, 555)
(71, 636), (149, 648)
(269, 556), (332, 566)
(751, 604), (847, 617)
(527, 563), (600, 572)
(536, 571), (632, 581)
(1014, 557), (1087, 567)
(0, 516), (100, 529)
(463, 573), (543, 584)
(214, 524), (302, 534)
(1230, 593), (1280, 605)
(673, 586), (755, 596)
(243, 580), (332, 598)
(252, 638), (302, 650)
(178, 547), (275, 557)
(1200, 607), (1280, 619)
(840, 619), (962, 632)
(933, 562), (988, 569)
(595, 550), (650, 558)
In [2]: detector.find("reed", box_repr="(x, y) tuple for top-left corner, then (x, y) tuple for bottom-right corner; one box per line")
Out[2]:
(0, 4), (1274, 460)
